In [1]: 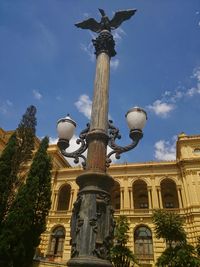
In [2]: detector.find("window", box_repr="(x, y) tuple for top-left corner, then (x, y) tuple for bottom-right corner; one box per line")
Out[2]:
(194, 148), (200, 155)
(161, 179), (179, 209)
(57, 184), (71, 211)
(165, 202), (174, 208)
(140, 202), (148, 209)
(48, 226), (65, 257)
(134, 226), (153, 259)
(133, 180), (149, 209)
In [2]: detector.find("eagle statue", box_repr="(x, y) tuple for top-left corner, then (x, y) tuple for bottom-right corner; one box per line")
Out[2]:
(75, 9), (137, 33)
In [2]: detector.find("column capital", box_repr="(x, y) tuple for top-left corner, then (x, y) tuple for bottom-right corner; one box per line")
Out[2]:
(120, 187), (124, 193)
(92, 30), (116, 57)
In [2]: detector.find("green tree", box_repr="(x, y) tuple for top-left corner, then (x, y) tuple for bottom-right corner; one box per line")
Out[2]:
(10, 105), (37, 195)
(152, 210), (200, 267)
(110, 215), (138, 267)
(0, 105), (37, 225)
(196, 236), (200, 257)
(152, 209), (186, 247)
(0, 137), (52, 267)
(0, 133), (17, 226)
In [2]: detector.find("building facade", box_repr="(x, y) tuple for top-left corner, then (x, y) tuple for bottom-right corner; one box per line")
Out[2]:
(1, 128), (200, 267)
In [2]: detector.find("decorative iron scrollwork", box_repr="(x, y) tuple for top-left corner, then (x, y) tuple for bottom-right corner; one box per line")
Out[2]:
(106, 120), (143, 167)
(58, 120), (143, 168)
(58, 123), (90, 168)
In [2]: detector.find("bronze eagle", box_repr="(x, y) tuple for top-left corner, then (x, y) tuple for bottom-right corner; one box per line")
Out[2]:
(75, 9), (137, 33)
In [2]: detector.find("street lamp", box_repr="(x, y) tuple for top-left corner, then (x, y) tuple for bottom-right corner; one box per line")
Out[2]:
(57, 9), (147, 267)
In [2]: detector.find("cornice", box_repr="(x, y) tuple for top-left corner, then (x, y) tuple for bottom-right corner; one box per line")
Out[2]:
(178, 134), (200, 142)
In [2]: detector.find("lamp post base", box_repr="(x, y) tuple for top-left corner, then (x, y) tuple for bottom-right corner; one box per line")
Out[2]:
(67, 256), (113, 267)
(68, 172), (114, 267)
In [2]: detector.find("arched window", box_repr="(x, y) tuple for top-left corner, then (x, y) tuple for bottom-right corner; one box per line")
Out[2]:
(57, 184), (71, 211)
(161, 179), (179, 209)
(134, 225), (153, 260)
(111, 181), (120, 210)
(133, 180), (148, 209)
(194, 148), (200, 155)
(48, 226), (65, 257)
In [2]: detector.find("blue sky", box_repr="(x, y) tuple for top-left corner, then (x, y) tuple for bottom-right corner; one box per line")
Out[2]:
(1, 0), (200, 164)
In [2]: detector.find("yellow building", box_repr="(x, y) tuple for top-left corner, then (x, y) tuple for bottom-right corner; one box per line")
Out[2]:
(1, 128), (200, 267)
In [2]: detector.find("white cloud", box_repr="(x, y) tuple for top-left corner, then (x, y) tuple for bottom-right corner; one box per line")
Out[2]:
(163, 90), (171, 97)
(110, 58), (119, 70)
(83, 13), (89, 18)
(186, 86), (200, 96)
(33, 89), (42, 100)
(193, 67), (200, 81)
(170, 90), (184, 102)
(80, 42), (95, 62)
(0, 105), (7, 114)
(6, 100), (13, 106)
(74, 94), (92, 119)
(147, 100), (174, 118)
(49, 137), (58, 144)
(154, 136), (176, 161)
(148, 67), (200, 118)
(0, 99), (13, 114)
(113, 27), (126, 43)
(186, 67), (200, 96)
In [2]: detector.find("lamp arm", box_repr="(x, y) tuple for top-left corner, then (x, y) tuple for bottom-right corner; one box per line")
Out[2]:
(106, 120), (143, 167)
(58, 123), (90, 168)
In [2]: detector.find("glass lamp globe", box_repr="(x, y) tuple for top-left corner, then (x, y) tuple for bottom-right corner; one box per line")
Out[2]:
(125, 107), (147, 131)
(57, 115), (76, 141)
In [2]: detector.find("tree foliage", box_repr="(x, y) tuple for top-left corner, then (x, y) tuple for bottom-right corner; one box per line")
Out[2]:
(0, 136), (52, 267)
(196, 236), (200, 257)
(0, 105), (37, 225)
(0, 133), (17, 226)
(156, 243), (200, 267)
(152, 210), (200, 267)
(12, 105), (37, 187)
(110, 215), (138, 267)
(152, 209), (186, 246)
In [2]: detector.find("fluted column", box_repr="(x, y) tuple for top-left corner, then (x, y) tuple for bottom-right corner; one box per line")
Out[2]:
(147, 187), (152, 210)
(151, 184), (159, 208)
(69, 189), (75, 211)
(157, 187), (163, 208)
(128, 187), (133, 209)
(123, 180), (130, 209)
(177, 186), (183, 209)
(120, 188), (124, 210)
(53, 192), (58, 211)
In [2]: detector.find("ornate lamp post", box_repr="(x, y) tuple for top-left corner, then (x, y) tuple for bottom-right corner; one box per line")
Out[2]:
(57, 9), (147, 267)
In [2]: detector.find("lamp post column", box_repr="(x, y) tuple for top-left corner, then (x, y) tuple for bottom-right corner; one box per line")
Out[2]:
(67, 30), (116, 267)
(86, 30), (115, 173)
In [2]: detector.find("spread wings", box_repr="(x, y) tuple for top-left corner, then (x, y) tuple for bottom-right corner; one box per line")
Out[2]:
(75, 18), (101, 33)
(110, 9), (137, 29)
